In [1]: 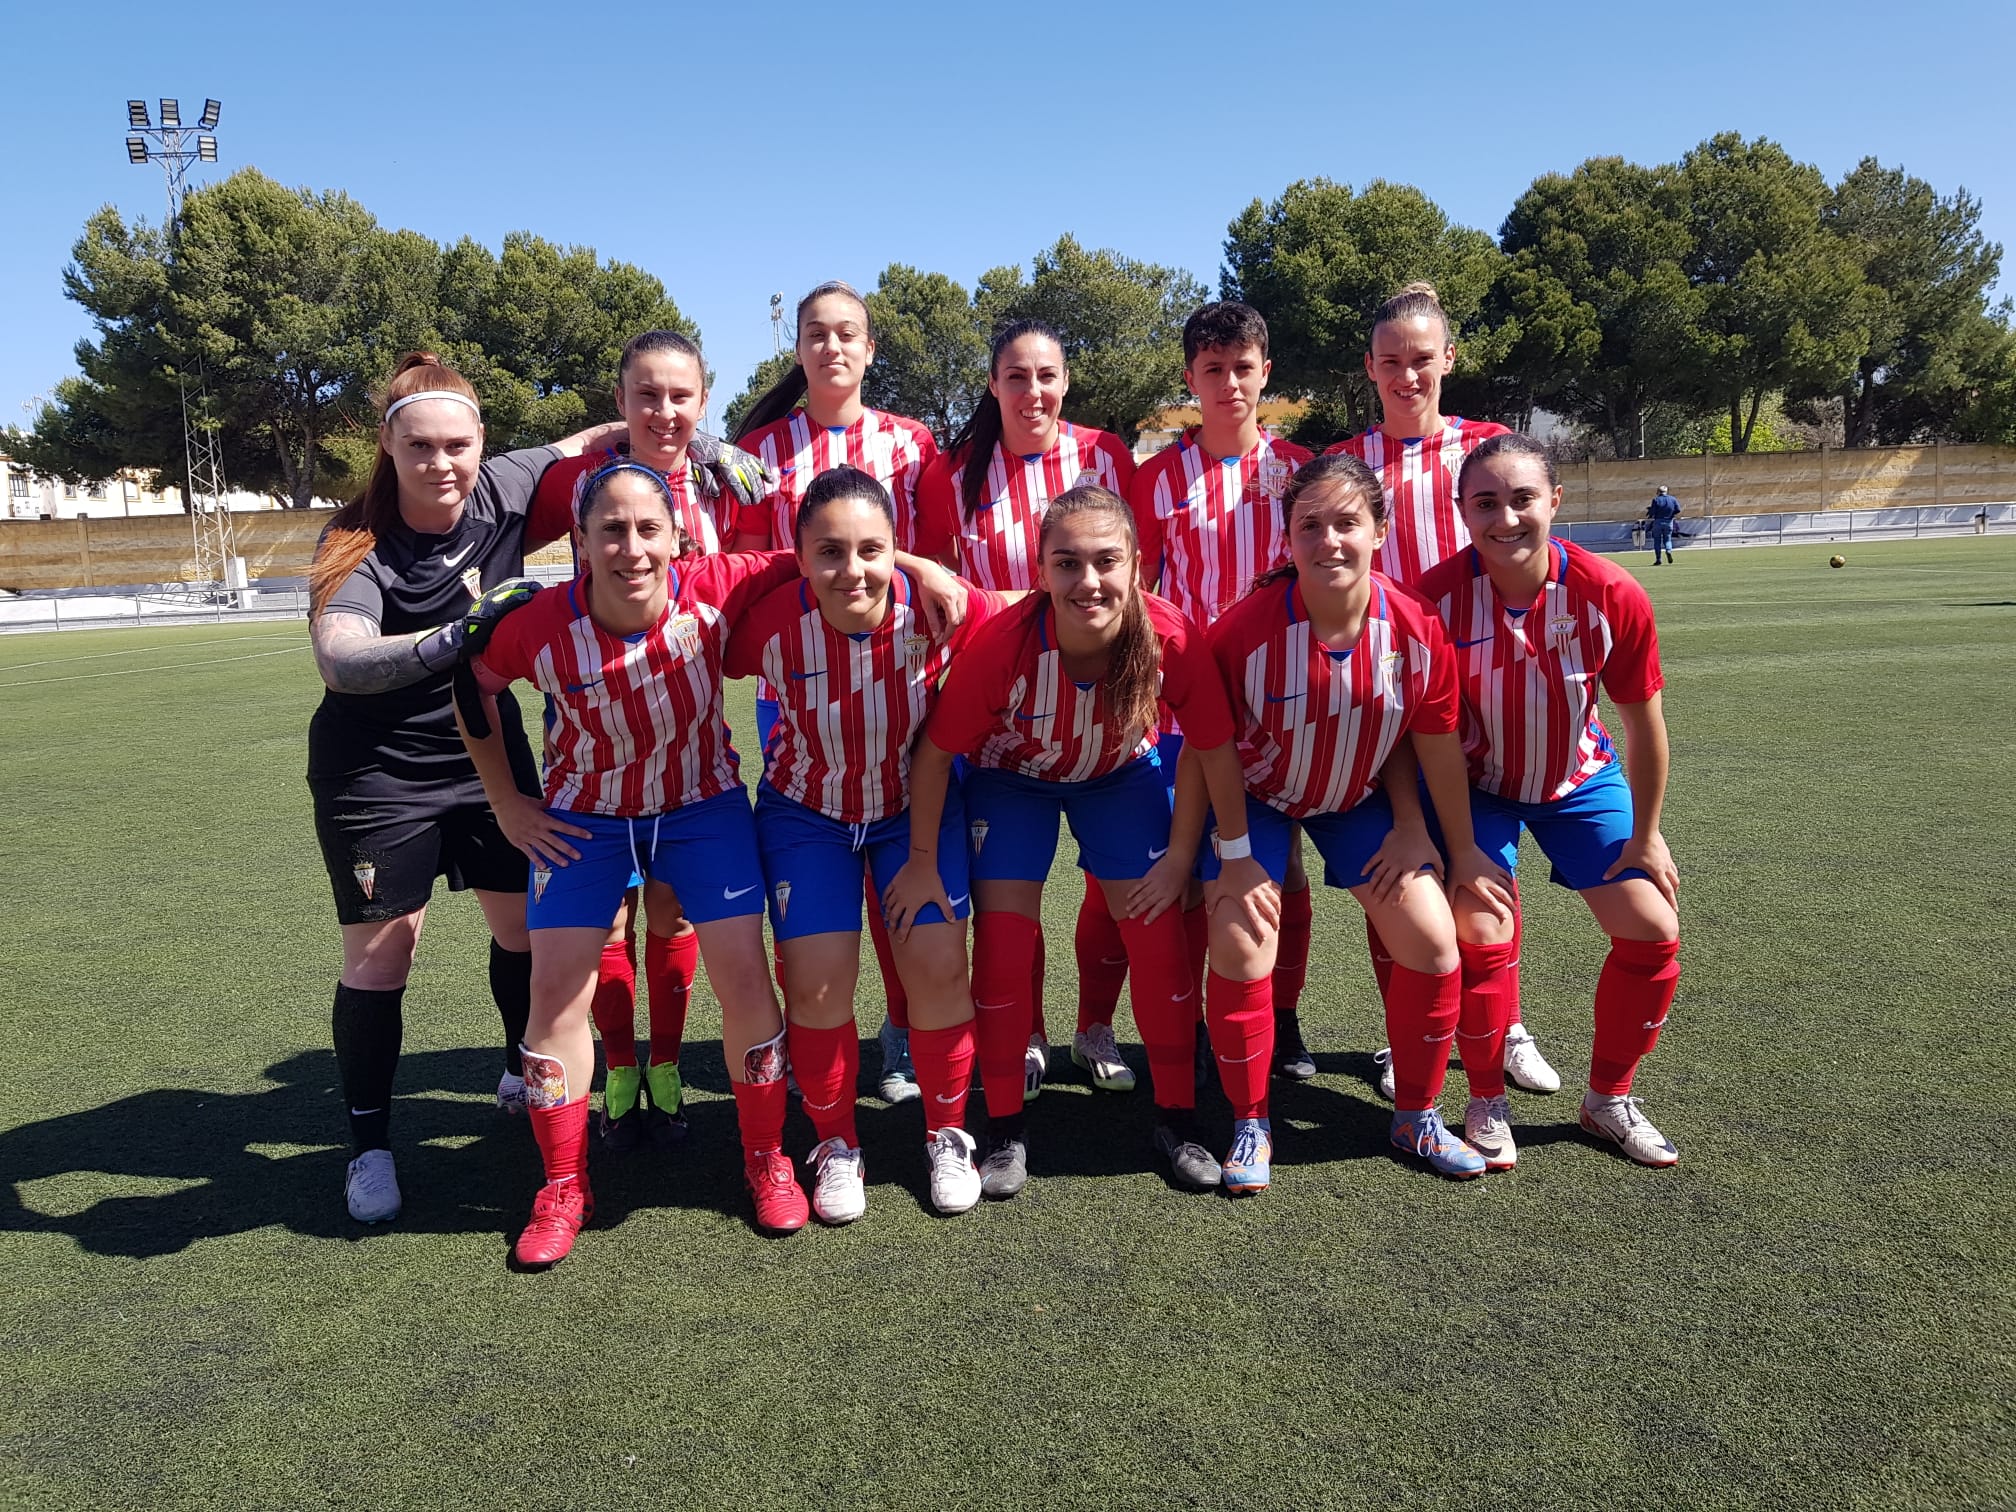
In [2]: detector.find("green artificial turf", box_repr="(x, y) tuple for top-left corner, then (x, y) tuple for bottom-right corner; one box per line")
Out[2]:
(2, 538), (2012, 1510)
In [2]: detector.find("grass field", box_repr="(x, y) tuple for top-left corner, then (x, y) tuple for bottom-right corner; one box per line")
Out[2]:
(3, 538), (2013, 1511)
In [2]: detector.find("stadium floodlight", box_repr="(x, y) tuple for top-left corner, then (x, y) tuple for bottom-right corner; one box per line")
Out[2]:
(197, 136), (217, 163)
(159, 98), (180, 128)
(199, 98), (221, 129)
(128, 99), (150, 129)
(127, 137), (149, 164)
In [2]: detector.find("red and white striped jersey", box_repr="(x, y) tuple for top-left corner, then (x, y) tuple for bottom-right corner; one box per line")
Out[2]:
(734, 409), (938, 553)
(926, 593), (1234, 782)
(473, 551), (799, 817)
(1416, 539), (1664, 805)
(725, 574), (1011, 824)
(913, 424), (1135, 589)
(1325, 418), (1511, 587)
(1131, 429), (1313, 628)
(1208, 573), (1457, 819)
(533, 449), (737, 559)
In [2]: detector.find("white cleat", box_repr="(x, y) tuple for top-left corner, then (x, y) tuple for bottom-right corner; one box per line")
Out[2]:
(1463, 1094), (1518, 1171)
(496, 1071), (528, 1115)
(925, 1126), (982, 1214)
(1023, 1035), (1049, 1103)
(1372, 1047), (1396, 1102)
(806, 1137), (867, 1225)
(1579, 1092), (1679, 1167)
(1504, 1026), (1563, 1094)
(345, 1148), (402, 1223)
(1071, 1022), (1136, 1092)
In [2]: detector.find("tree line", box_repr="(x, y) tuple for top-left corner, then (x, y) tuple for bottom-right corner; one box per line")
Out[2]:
(9, 131), (2012, 510)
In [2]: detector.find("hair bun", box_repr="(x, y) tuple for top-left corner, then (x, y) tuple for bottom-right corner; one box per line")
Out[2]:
(1396, 281), (1440, 301)
(394, 351), (444, 374)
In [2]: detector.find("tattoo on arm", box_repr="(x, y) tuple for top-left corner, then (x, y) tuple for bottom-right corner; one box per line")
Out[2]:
(312, 611), (432, 695)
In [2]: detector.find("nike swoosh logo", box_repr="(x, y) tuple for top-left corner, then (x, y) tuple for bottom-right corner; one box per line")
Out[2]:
(1264, 692), (1305, 703)
(1170, 989), (1193, 1003)
(946, 894), (970, 908)
(443, 544), (477, 569)
(564, 680), (602, 694)
(1148, 846), (1170, 861)
(788, 669), (825, 680)
(724, 884), (758, 899)
(1012, 710), (1055, 722)
(1456, 636), (1491, 647)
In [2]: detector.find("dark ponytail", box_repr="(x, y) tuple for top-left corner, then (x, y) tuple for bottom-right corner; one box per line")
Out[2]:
(1039, 484), (1161, 742)
(731, 280), (871, 444)
(948, 319), (1067, 519)
(1249, 453), (1386, 593)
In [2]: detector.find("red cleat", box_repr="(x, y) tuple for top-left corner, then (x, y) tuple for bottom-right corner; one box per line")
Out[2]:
(743, 1147), (809, 1235)
(513, 1179), (592, 1267)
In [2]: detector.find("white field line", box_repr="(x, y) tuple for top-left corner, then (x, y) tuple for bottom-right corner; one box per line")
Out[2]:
(0, 644), (312, 689)
(0, 632), (303, 673)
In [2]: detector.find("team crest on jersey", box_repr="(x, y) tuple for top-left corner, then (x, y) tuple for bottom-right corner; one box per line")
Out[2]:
(904, 633), (932, 664)
(460, 566), (483, 602)
(970, 819), (990, 853)
(773, 880), (792, 920)
(1260, 457), (1292, 499)
(670, 612), (702, 658)
(532, 866), (553, 904)
(1548, 613), (1579, 639)
(1073, 469), (1101, 490)
(351, 860), (376, 901)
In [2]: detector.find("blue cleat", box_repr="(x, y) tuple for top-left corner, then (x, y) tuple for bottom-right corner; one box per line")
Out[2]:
(1222, 1116), (1273, 1194)
(1390, 1106), (1486, 1179)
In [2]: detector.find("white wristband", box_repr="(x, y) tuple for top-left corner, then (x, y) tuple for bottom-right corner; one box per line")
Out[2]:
(1216, 831), (1252, 861)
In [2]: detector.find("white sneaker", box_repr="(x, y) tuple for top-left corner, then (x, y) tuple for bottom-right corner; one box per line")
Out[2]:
(876, 1017), (921, 1104)
(1071, 1022), (1136, 1092)
(1579, 1092), (1679, 1167)
(805, 1137), (866, 1225)
(345, 1148), (401, 1223)
(1463, 1094), (1518, 1171)
(1504, 1026), (1563, 1093)
(925, 1126), (982, 1214)
(496, 1070), (528, 1115)
(1023, 1035), (1049, 1103)
(1372, 1047), (1396, 1102)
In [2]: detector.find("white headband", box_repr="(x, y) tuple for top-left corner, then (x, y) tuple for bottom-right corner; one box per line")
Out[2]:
(384, 389), (480, 421)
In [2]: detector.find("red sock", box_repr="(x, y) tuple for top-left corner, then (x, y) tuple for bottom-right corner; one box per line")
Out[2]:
(1116, 911), (1198, 1111)
(644, 929), (696, 1063)
(1030, 927), (1048, 1042)
(1366, 916), (1395, 1000)
(1457, 940), (1518, 1099)
(864, 875), (911, 1030)
(1386, 963), (1461, 1110)
(785, 1020), (858, 1145)
(1506, 885), (1526, 1030)
(1590, 936), (1681, 1095)
(972, 912), (1039, 1120)
(589, 939), (638, 1069)
(1074, 875), (1128, 1033)
(1182, 904), (1209, 1024)
(529, 1096), (591, 1187)
(909, 1021), (976, 1132)
(730, 1076), (788, 1155)
(1205, 971), (1274, 1120)
(1274, 885), (1313, 1018)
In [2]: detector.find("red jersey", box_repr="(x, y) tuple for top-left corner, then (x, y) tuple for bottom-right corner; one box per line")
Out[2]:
(913, 424), (1135, 589)
(1416, 539), (1664, 805)
(926, 593), (1234, 782)
(725, 574), (1012, 824)
(532, 449), (738, 559)
(1208, 573), (1457, 820)
(734, 408), (938, 553)
(473, 551), (798, 817)
(1325, 419), (1511, 587)
(1131, 429), (1313, 628)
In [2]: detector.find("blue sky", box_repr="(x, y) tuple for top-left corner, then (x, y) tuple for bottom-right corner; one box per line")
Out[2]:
(4, 0), (2013, 432)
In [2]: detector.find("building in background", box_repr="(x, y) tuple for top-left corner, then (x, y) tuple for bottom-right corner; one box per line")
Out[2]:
(1, 453), (287, 520)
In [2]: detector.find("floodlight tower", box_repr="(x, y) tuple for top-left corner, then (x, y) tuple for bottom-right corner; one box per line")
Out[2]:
(126, 96), (238, 594)
(770, 292), (786, 355)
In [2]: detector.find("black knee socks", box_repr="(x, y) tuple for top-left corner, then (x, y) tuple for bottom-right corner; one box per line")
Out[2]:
(332, 982), (404, 1154)
(490, 942), (533, 1075)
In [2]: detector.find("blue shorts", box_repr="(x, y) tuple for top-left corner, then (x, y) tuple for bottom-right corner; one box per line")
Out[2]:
(1157, 731), (1184, 795)
(526, 788), (767, 931)
(964, 752), (1172, 883)
(1202, 790), (1400, 889)
(754, 783), (972, 941)
(756, 695), (780, 753)
(1417, 760), (1644, 893)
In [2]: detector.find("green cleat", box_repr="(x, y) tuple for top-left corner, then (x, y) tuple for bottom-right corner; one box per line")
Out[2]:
(644, 1060), (689, 1148)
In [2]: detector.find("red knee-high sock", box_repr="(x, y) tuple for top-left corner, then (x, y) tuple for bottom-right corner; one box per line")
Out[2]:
(1030, 928), (1048, 1042)
(643, 929), (696, 1063)
(1206, 972), (1274, 1120)
(1074, 875), (1128, 1033)
(1182, 904), (1209, 1024)
(909, 1021), (975, 1132)
(1386, 964), (1461, 1110)
(1457, 940), (1518, 1099)
(785, 1020), (859, 1145)
(731, 1076), (788, 1156)
(1590, 936), (1681, 1095)
(1115, 911), (1198, 1111)
(1366, 916), (1395, 1000)
(972, 913), (1040, 1120)
(529, 1096), (592, 1187)
(1505, 885), (1526, 1029)
(590, 939), (638, 1069)
(864, 874), (911, 1030)
(1274, 885), (1313, 1018)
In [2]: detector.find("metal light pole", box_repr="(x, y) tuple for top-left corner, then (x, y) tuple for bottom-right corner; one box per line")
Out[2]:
(770, 292), (787, 356)
(126, 97), (239, 595)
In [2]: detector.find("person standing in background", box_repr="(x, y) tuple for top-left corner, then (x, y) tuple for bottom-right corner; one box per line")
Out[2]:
(1646, 487), (1681, 565)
